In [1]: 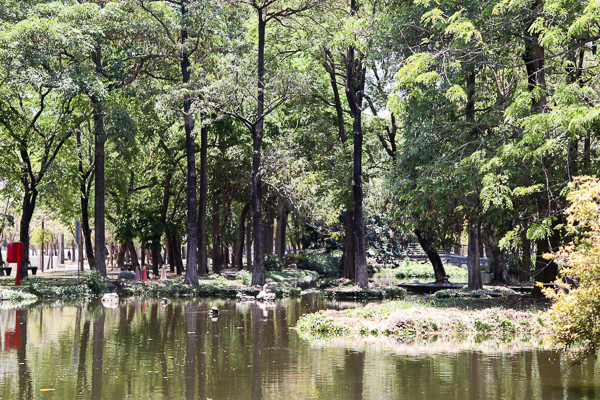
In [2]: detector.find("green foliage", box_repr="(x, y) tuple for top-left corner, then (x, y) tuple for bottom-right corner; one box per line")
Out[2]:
(236, 270), (252, 286)
(376, 258), (467, 280)
(296, 311), (349, 338)
(288, 251), (340, 274)
(264, 253), (284, 271)
(22, 278), (95, 300)
(84, 270), (110, 296)
(345, 301), (414, 318)
(544, 177), (600, 362)
(0, 288), (37, 302)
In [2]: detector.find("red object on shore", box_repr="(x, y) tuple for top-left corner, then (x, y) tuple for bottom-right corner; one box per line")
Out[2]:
(7, 242), (24, 286)
(141, 268), (147, 281)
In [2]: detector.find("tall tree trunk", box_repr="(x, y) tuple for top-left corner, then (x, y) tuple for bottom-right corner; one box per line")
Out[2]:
(535, 235), (559, 283)
(251, 15), (266, 286)
(212, 198), (222, 274)
(415, 229), (448, 283)
(182, 0), (198, 285)
(523, 34), (547, 110)
(167, 230), (175, 273)
(351, 115), (367, 287)
(174, 233), (184, 276)
(275, 201), (287, 259)
(262, 211), (274, 255)
(116, 241), (126, 269)
(81, 192), (95, 270)
(341, 208), (355, 280)
(485, 226), (508, 284)
(520, 230), (531, 282)
(246, 211), (252, 271)
(126, 240), (139, 269)
(236, 203), (251, 270)
(92, 94), (106, 276)
(197, 125), (209, 277)
(583, 134), (591, 174)
(344, 6), (368, 287)
(467, 220), (483, 289)
(19, 189), (38, 279)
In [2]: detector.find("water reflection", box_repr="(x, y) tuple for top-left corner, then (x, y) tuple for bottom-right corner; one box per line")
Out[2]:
(1, 297), (600, 399)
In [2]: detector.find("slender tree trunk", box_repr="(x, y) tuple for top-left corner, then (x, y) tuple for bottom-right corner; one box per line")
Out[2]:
(126, 240), (139, 269)
(467, 220), (483, 289)
(92, 94), (106, 276)
(262, 211), (274, 255)
(236, 203), (251, 270)
(246, 211), (252, 271)
(116, 241), (126, 269)
(535, 236), (559, 283)
(275, 201), (288, 259)
(181, 0), (198, 285)
(19, 189), (37, 279)
(197, 125), (208, 277)
(522, 33), (547, 110)
(351, 114), (368, 287)
(344, 11), (368, 287)
(81, 192), (95, 270)
(251, 15), (266, 286)
(485, 226), (508, 284)
(167, 230), (175, 273)
(415, 229), (448, 283)
(583, 135), (591, 174)
(520, 231), (531, 282)
(212, 198), (222, 274)
(341, 208), (355, 280)
(174, 233), (184, 275)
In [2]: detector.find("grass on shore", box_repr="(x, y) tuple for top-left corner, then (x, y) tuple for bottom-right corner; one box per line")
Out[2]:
(297, 299), (547, 342)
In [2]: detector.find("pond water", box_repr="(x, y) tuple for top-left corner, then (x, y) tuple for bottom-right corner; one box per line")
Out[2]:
(1, 296), (600, 400)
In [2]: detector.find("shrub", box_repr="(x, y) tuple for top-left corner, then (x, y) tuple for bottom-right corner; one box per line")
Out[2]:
(84, 270), (110, 296)
(0, 288), (37, 302)
(293, 251), (340, 274)
(392, 258), (467, 279)
(543, 177), (600, 362)
(284, 252), (308, 266)
(264, 253), (284, 271)
(296, 311), (348, 337)
(236, 270), (252, 286)
(23, 279), (95, 300)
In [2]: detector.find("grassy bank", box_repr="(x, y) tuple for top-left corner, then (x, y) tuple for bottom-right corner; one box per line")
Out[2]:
(297, 299), (547, 343)
(0, 269), (404, 301)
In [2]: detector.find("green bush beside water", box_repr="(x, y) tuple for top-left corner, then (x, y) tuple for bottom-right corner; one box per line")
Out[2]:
(296, 311), (349, 338)
(285, 251), (341, 274)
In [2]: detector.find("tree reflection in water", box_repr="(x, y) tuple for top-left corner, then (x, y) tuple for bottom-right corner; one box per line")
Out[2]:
(2, 297), (600, 400)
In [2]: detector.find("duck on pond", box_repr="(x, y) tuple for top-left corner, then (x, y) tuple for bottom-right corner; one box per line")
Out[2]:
(210, 306), (219, 316)
(256, 284), (276, 302)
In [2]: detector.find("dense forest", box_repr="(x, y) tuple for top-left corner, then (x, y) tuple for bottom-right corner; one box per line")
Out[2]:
(0, 0), (599, 290)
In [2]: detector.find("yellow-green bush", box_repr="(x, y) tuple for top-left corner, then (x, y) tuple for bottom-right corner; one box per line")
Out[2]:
(544, 177), (600, 362)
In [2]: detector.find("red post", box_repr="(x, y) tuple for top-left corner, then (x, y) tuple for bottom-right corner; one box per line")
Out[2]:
(7, 242), (24, 285)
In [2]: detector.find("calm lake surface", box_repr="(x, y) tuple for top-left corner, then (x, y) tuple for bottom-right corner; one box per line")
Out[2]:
(1, 295), (600, 400)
